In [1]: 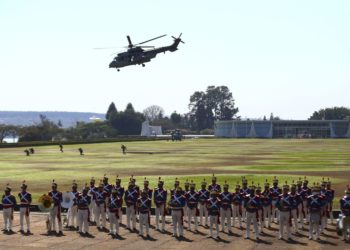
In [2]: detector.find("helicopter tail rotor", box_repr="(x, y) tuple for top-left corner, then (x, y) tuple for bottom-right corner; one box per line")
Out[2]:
(172, 33), (185, 44)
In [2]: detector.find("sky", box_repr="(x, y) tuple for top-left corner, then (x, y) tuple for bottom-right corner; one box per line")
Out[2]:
(0, 0), (349, 119)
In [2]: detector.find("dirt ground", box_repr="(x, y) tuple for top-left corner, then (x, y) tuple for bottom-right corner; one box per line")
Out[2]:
(0, 212), (349, 250)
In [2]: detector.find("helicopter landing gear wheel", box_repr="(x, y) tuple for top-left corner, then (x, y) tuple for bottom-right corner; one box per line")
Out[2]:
(117, 69), (120, 72)
(142, 64), (145, 67)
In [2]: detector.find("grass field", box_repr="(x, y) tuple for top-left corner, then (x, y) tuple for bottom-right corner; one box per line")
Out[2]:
(0, 138), (349, 206)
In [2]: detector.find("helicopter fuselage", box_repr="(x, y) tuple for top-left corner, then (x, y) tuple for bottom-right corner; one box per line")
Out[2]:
(109, 37), (182, 70)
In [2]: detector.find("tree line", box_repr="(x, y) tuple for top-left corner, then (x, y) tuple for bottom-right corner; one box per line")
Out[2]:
(0, 85), (349, 142)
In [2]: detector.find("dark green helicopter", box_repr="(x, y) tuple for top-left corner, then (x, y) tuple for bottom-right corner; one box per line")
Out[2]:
(107, 33), (184, 71)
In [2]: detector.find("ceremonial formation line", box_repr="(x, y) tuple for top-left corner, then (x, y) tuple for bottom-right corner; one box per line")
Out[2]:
(2, 175), (350, 242)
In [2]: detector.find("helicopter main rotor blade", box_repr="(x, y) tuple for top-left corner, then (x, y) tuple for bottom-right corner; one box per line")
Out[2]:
(136, 34), (166, 45)
(127, 35), (133, 47)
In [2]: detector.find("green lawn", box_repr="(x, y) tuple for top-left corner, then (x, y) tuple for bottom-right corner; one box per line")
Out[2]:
(0, 138), (349, 205)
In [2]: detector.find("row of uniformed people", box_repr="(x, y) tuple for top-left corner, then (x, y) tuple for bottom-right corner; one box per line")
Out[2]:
(2, 176), (350, 241)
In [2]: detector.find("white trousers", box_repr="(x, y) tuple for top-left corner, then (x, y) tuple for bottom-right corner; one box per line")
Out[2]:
(209, 215), (219, 238)
(3, 208), (13, 231)
(49, 206), (62, 232)
(77, 209), (89, 233)
(279, 211), (291, 239)
(20, 207), (30, 231)
(263, 206), (271, 228)
(199, 203), (208, 226)
(109, 211), (119, 235)
(95, 203), (106, 228)
(232, 205), (242, 227)
(291, 209), (299, 232)
(271, 200), (279, 223)
(220, 207), (231, 231)
(302, 200), (309, 223)
(67, 205), (78, 227)
(89, 200), (96, 222)
(246, 211), (259, 238)
(126, 205), (136, 230)
(172, 209), (183, 236)
(139, 213), (149, 235)
(118, 207), (123, 224)
(298, 203), (304, 227)
(155, 204), (165, 230)
(187, 207), (198, 230)
(309, 212), (321, 239)
(257, 209), (264, 232)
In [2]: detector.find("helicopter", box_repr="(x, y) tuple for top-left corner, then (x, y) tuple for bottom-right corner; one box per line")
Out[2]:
(107, 33), (184, 71)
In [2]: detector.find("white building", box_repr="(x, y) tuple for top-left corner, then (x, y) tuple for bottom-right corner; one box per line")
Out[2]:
(140, 121), (163, 136)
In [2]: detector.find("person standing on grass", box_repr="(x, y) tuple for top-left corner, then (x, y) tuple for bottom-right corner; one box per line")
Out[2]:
(48, 180), (63, 235)
(169, 187), (186, 237)
(198, 179), (210, 227)
(121, 144), (127, 154)
(59, 143), (63, 153)
(88, 177), (98, 224)
(170, 178), (180, 196)
(208, 174), (221, 193)
(2, 184), (16, 233)
(18, 181), (32, 234)
(207, 190), (221, 239)
(154, 177), (167, 232)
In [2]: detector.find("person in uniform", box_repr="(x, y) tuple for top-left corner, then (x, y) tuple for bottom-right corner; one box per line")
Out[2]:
(121, 144), (127, 154)
(168, 187), (186, 237)
(88, 177), (97, 224)
(183, 179), (190, 221)
(18, 180), (32, 234)
(219, 181), (232, 234)
(276, 182), (292, 240)
(270, 176), (281, 224)
(78, 148), (84, 155)
(185, 181), (199, 231)
(67, 180), (79, 229)
(59, 143), (63, 153)
(108, 189), (122, 236)
(262, 180), (272, 229)
(208, 174), (221, 193)
(325, 180), (335, 224)
(143, 178), (153, 199)
(48, 180), (63, 235)
(94, 181), (108, 230)
(244, 184), (261, 240)
(339, 185), (350, 241)
(300, 177), (311, 226)
(124, 181), (139, 231)
(207, 190), (221, 239)
(232, 183), (243, 229)
(137, 190), (152, 237)
(198, 179), (210, 227)
(113, 176), (125, 225)
(296, 178), (305, 229)
(76, 185), (91, 235)
(102, 175), (113, 220)
(255, 184), (265, 234)
(240, 176), (250, 222)
(2, 184), (16, 233)
(289, 181), (302, 234)
(170, 178), (180, 196)
(307, 183), (325, 240)
(154, 177), (167, 232)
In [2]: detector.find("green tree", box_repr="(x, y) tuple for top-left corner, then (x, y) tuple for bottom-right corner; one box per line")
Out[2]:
(309, 107), (350, 120)
(106, 102), (118, 121)
(189, 85), (239, 130)
(170, 111), (182, 125)
(0, 124), (17, 143)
